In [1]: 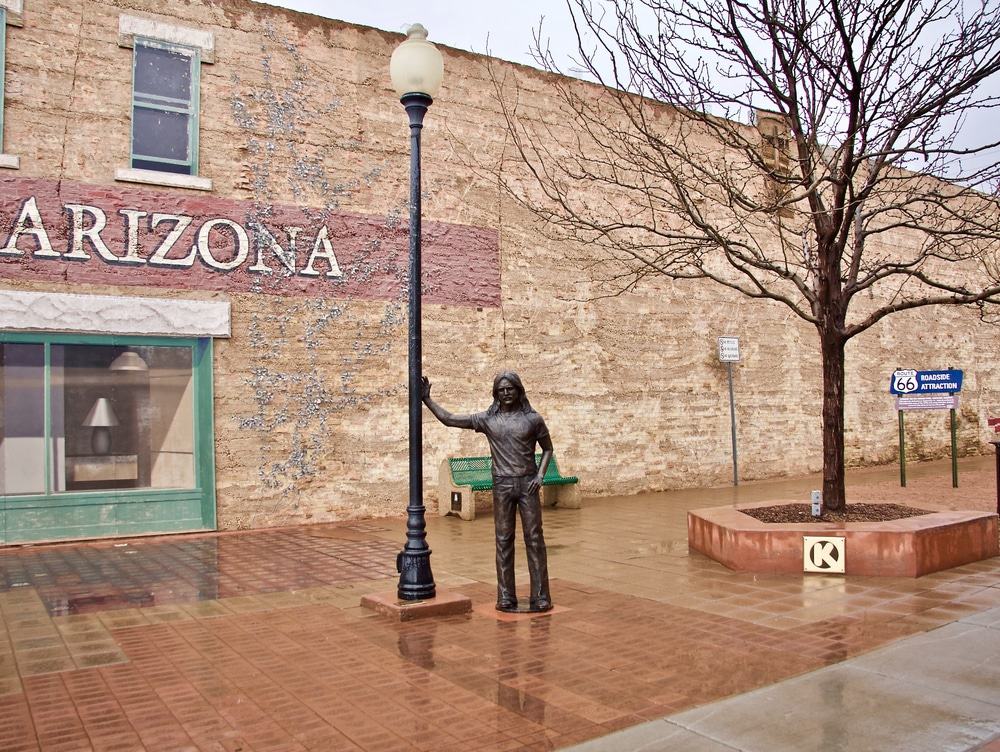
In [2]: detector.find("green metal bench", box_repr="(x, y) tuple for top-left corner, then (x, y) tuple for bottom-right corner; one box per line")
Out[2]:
(438, 453), (580, 521)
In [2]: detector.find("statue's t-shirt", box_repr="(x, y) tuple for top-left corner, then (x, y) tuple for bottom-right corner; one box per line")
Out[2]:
(470, 410), (550, 477)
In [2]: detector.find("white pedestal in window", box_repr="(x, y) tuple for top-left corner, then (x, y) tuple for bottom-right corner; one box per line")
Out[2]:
(66, 455), (139, 483)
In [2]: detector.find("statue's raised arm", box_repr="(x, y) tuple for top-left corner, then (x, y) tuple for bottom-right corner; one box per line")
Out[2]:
(421, 377), (475, 429)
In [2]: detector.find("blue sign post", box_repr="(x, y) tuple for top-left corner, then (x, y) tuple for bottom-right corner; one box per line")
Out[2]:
(890, 369), (963, 488)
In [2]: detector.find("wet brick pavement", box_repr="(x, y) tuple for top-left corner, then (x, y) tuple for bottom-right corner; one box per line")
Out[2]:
(0, 527), (398, 616)
(0, 455), (997, 751)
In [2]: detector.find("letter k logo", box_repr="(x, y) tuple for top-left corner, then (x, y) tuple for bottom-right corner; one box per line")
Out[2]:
(809, 541), (839, 569)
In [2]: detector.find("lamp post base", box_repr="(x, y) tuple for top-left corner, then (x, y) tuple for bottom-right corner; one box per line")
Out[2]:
(396, 549), (436, 601)
(361, 588), (470, 621)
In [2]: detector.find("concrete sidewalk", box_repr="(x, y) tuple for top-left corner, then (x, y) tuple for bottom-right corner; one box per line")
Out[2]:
(569, 608), (1000, 751)
(0, 455), (998, 751)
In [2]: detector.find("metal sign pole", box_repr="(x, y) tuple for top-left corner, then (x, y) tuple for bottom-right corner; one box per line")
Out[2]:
(950, 404), (958, 488)
(728, 360), (738, 486)
(948, 367), (958, 489)
(992, 440), (1000, 517)
(898, 410), (906, 487)
(718, 336), (740, 487)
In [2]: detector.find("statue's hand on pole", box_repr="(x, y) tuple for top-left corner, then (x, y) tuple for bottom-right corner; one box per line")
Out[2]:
(421, 377), (474, 429)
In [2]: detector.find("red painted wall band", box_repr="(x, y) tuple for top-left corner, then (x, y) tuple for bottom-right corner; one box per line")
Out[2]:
(0, 177), (501, 308)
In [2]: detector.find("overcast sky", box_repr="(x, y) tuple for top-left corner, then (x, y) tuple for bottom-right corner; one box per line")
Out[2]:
(258, 0), (574, 71)
(259, 0), (997, 184)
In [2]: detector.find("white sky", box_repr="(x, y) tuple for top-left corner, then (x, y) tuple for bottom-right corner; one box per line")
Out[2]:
(259, 0), (997, 183)
(257, 0), (574, 71)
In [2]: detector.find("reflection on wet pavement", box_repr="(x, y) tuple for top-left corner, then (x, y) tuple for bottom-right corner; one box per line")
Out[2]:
(0, 456), (995, 751)
(0, 526), (399, 616)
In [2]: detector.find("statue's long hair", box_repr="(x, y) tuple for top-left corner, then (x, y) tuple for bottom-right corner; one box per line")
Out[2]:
(486, 370), (535, 416)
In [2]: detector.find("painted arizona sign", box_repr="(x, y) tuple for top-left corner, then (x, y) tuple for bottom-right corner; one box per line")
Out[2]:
(0, 177), (500, 307)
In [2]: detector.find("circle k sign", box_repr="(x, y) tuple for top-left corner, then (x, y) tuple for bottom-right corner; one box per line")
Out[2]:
(803, 536), (846, 574)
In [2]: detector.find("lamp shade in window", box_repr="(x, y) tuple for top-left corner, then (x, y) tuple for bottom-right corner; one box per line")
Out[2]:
(83, 398), (119, 455)
(109, 351), (148, 371)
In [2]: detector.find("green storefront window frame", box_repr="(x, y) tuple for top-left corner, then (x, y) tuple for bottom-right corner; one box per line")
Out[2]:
(0, 331), (216, 541)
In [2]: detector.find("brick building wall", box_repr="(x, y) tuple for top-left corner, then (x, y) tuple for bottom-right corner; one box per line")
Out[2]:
(0, 0), (996, 533)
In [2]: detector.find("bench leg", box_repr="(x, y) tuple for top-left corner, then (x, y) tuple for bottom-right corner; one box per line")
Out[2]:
(544, 484), (582, 509)
(540, 486), (556, 508)
(438, 460), (454, 517)
(459, 491), (476, 521)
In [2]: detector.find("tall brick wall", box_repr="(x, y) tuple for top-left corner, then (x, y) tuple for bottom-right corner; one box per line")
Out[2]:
(0, 0), (997, 528)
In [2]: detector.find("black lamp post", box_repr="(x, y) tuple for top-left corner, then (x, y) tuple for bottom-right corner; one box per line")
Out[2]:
(390, 24), (444, 601)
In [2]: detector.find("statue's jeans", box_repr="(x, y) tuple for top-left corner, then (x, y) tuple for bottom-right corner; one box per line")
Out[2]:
(492, 475), (551, 606)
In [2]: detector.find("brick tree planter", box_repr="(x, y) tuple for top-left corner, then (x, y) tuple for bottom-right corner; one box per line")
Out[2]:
(688, 502), (999, 577)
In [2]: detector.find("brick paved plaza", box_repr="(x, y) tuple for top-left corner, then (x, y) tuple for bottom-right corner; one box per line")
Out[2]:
(1, 456), (999, 751)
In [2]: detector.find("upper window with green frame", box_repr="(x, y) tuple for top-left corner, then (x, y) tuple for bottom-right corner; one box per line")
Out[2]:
(0, 1), (24, 170)
(116, 13), (215, 191)
(131, 38), (200, 176)
(0, 7), (7, 154)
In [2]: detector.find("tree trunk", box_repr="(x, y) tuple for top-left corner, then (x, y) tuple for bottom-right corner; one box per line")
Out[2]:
(820, 331), (847, 511)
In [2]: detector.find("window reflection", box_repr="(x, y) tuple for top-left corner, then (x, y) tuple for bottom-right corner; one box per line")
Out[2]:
(54, 345), (195, 493)
(0, 343), (198, 497)
(0, 344), (46, 495)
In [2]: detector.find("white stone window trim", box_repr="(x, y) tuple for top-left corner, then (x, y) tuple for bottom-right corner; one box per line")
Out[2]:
(0, 1), (24, 27)
(115, 167), (212, 192)
(116, 13), (214, 191)
(117, 13), (215, 63)
(0, 290), (231, 338)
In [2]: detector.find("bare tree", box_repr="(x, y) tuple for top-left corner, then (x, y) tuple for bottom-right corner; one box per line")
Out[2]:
(491, 0), (1000, 509)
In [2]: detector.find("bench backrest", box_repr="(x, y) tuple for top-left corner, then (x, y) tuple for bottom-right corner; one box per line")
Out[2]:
(448, 456), (493, 487)
(448, 454), (567, 483)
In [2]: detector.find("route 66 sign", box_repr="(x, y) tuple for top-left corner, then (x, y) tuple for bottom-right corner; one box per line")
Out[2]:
(890, 369), (963, 395)
(892, 369), (918, 394)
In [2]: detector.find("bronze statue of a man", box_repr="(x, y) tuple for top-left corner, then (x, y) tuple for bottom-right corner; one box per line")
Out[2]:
(422, 372), (554, 612)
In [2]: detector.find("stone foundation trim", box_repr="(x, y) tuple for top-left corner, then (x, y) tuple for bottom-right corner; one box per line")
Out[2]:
(0, 289), (231, 337)
(118, 13), (215, 62)
(687, 502), (999, 577)
(114, 167), (212, 192)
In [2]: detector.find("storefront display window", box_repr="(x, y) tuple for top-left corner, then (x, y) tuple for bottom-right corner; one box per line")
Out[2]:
(0, 333), (215, 543)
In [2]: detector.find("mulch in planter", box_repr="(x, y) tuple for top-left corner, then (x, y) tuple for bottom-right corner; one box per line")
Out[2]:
(741, 502), (931, 524)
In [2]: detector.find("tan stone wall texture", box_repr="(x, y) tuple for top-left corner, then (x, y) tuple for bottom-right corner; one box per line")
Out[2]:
(2, 0), (999, 529)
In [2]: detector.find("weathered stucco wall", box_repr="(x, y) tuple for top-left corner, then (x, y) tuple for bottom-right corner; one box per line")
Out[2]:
(1, 0), (998, 529)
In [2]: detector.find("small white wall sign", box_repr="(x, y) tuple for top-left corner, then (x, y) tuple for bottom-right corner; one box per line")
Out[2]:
(717, 336), (740, 362)
(803, 536), (846, 573)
